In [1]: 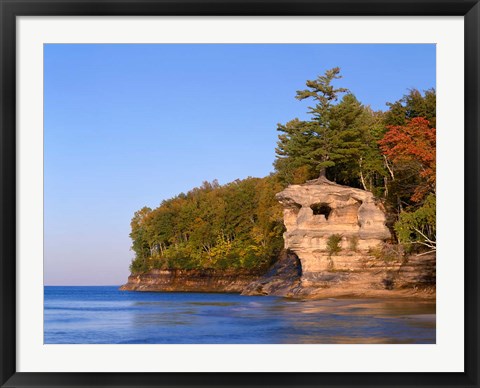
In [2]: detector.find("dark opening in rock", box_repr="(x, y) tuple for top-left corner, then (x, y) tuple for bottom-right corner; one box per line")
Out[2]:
(310, 203), (332, 219)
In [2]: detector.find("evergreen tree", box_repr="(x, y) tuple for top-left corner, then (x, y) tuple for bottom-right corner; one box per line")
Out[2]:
(384, 88), (436, 127)
(274, 67), (349, 182)
(322, 93), (370, 186)
(274, 68), (384, 189)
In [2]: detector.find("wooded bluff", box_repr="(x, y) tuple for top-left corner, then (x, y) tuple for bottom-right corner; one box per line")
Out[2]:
(126, 68), (436, 296)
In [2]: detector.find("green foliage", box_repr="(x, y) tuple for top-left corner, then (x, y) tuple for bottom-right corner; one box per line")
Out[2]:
(326, 234), (343, 256)
(274, 68), (389, 194)
(129, 176), (285, 273)
(129, 206), (153, 268)
(275, 68), (351, 182)
(394, 194), (436, 251)
(384, 88), (436, 128)
(129, 256), (150, 274)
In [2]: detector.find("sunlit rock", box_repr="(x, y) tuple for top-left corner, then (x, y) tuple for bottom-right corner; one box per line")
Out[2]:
(276, 176), (391, 274)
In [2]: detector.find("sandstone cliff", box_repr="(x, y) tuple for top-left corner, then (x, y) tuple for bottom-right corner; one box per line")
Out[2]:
(120, 269), (260, 293)
(276, 176), (391, 273)
(241, 249), (435, 298)
(243, 177), (435, 298)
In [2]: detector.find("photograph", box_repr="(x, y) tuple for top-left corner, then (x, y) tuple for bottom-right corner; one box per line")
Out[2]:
(43, 43), (437, 345)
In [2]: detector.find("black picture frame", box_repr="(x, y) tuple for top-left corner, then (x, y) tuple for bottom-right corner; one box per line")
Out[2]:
(1, 1), (479, 387)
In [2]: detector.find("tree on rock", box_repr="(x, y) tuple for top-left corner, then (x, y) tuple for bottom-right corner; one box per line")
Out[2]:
(275, 68), (378, 188)
(274, 67), (350, 182)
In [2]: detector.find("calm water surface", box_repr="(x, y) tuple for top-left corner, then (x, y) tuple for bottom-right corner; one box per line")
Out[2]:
(44, 286), (435, 344)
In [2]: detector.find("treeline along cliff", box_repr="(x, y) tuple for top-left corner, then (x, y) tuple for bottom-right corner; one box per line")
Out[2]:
(128, 176), (285, 273)
(122, 68), (436, 297)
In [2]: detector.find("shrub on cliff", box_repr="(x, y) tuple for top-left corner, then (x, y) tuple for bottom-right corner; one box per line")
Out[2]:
(327, 234), (343, 256)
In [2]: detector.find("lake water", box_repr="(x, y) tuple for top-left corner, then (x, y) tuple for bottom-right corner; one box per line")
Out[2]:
(44, 286), (435, 344)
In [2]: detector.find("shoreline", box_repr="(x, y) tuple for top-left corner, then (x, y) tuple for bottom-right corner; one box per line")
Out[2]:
(120, 288), (436, 301)
(120, 280), (436, 301)
(120, 251), (436, 301)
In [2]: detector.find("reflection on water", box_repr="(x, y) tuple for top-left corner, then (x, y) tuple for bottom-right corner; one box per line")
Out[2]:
(44, 286), (435, 344)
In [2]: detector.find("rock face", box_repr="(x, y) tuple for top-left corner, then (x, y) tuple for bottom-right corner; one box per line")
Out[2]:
(241, 250), (302, 296)
(120, 269), (260, 293)
(242, 250), (436, 298)
(276, 176), (391, 275)
(243, 177), (435, 299)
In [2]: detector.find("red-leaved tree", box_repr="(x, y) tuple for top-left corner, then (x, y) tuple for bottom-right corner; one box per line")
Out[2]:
(379, 117), (436, 203)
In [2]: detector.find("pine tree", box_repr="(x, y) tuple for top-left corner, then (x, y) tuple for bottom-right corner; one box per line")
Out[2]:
(276, 68), (350, 181)
(275, 68), (377, 186)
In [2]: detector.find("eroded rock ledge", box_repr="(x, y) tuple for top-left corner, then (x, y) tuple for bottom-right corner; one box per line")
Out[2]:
(119, 269), (260, 293)
(241, 249), (436, 299)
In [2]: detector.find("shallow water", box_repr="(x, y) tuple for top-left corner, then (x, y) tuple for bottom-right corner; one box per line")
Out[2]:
(44, 286), (435, 344)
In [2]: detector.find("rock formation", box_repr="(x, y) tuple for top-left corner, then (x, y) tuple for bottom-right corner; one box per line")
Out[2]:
(241, 250), (302, 296)
(276, 176), (391, 276)
(244, 176), (435, 298)
(121, 177), (435, 299)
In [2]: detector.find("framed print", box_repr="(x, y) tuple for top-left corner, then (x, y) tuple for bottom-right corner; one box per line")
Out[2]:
(1, 1), (479, 387)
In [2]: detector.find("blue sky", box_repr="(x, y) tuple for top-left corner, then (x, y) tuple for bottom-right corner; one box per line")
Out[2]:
(44, 44), (436, 285)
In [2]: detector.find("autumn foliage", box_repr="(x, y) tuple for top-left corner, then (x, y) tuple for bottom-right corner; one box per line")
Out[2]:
(379, 117), (436, 202)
